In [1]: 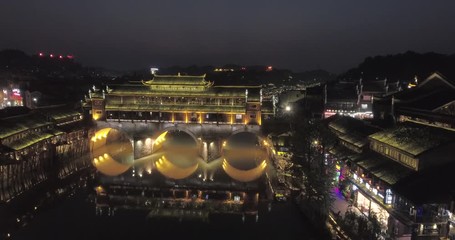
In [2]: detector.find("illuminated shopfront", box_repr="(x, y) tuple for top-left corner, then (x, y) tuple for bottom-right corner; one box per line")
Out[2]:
(356, 191), (371, 216)
(356, 191), (389, 227)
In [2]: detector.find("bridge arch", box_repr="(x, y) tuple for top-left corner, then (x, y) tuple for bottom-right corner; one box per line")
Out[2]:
(158, 126), (199, 143)
(91, 128), (134, 176)
(221, 131), (268, 182)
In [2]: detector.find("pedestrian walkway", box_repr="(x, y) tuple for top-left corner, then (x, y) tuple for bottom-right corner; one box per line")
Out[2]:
(328, 188), (364, 240)
(331, 188), (362, 218)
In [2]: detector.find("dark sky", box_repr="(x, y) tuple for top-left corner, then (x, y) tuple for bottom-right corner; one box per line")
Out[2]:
(1, 0), (455, 73)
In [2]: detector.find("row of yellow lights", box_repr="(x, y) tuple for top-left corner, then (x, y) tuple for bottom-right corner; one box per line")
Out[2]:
(153, 131), (168, 146)
(168, 113), (259, 125)
(91, 133), (107, 142)
(93, 153), (109, 165)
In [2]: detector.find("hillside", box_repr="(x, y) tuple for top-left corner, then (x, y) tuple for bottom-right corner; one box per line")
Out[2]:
(340, 51), (455, 82)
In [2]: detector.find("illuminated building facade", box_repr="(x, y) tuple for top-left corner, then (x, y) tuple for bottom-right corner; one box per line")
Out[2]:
(84, 74), (268, 125)
(324, 79), (402, 119)
(1, 88), (23, 109)
(0, 106), (90, 202)
(328, 116), (455, 239)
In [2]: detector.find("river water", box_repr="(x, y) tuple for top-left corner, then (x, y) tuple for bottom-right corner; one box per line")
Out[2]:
(7, 128), (328, 240)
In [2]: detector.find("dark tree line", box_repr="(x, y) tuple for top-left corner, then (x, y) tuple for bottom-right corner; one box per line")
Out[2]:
(340, 51), (455, 82)
(289, 110), (337, 229)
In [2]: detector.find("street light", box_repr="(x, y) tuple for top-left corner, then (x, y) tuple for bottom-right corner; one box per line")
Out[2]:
(285, 106), (291, 112)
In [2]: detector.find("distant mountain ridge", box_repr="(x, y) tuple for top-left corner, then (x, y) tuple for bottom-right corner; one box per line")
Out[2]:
(340, 51), (455, 82)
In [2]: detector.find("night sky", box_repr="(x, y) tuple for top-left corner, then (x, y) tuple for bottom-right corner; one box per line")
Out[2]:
(1, 0), (455, 73)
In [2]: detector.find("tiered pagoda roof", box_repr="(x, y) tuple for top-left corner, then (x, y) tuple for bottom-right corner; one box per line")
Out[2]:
(142, 74), (213, 87)
(106, 85), (248, 97)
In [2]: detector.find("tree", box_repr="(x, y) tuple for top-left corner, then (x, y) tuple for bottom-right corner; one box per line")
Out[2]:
(290, 115), (337, 224)
(340, 210), (384, 240)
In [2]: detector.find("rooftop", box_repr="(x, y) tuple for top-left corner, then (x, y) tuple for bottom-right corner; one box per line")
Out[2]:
(37, 105), (82, 122)
(369, 122), (455, 156)
(143, 74), (210, 86)
(393, 72), (455, 103)
(0, 113), (53, 139)
(107, 84), (258, 98)
(3, 130), (63, 151)
(399, 89), (455, 111)
(354, 151), (413, 185)
(329, 116), (381, 139)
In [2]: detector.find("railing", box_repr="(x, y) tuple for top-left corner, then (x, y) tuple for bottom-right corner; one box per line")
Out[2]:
(415, 214), (450, 224)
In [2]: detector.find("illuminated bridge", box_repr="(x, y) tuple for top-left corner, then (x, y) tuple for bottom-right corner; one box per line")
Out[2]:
(90, 125), (273, 219)
(90, 127), (270, 183)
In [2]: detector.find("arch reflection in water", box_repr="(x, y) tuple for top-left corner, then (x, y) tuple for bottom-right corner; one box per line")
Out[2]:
(221, 132), (268, 182)
(155, 154), (199, 179)
(92, 128), (267, 182)
(153, 130), (199, 179)
(91, 128), (134, 176)
(222, 159), (267, 182)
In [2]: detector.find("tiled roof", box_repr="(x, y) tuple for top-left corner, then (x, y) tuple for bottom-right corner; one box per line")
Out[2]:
(329, 116), (381, 136)
(107, 85), (250, 98)
(4, 131), (57, 151)
(354, 151), (413, 185)
(0, 113), (53, 139)
(145, 74), (208, 85)
(369, 122), (455, 156)
(330, 145), (412, 185)
(38, 105), (82, 122)
(399, 90), (455, 111)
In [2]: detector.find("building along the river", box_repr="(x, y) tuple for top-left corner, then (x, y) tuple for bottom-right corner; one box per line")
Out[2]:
(0, 105), (91, 203)
(328, 115), (455, 239)
(83, 74), (274, 125)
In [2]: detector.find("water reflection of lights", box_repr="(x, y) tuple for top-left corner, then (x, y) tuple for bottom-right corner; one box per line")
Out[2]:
(222, 159), (267, 182)
(91, 128), (134, 176)
(155, 155), (199, 179)
(93, 153), (131, 176)
(92, 128), (267, 182)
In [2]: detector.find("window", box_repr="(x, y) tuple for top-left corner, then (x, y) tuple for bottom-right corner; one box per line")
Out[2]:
(235, 114), (242, 120)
